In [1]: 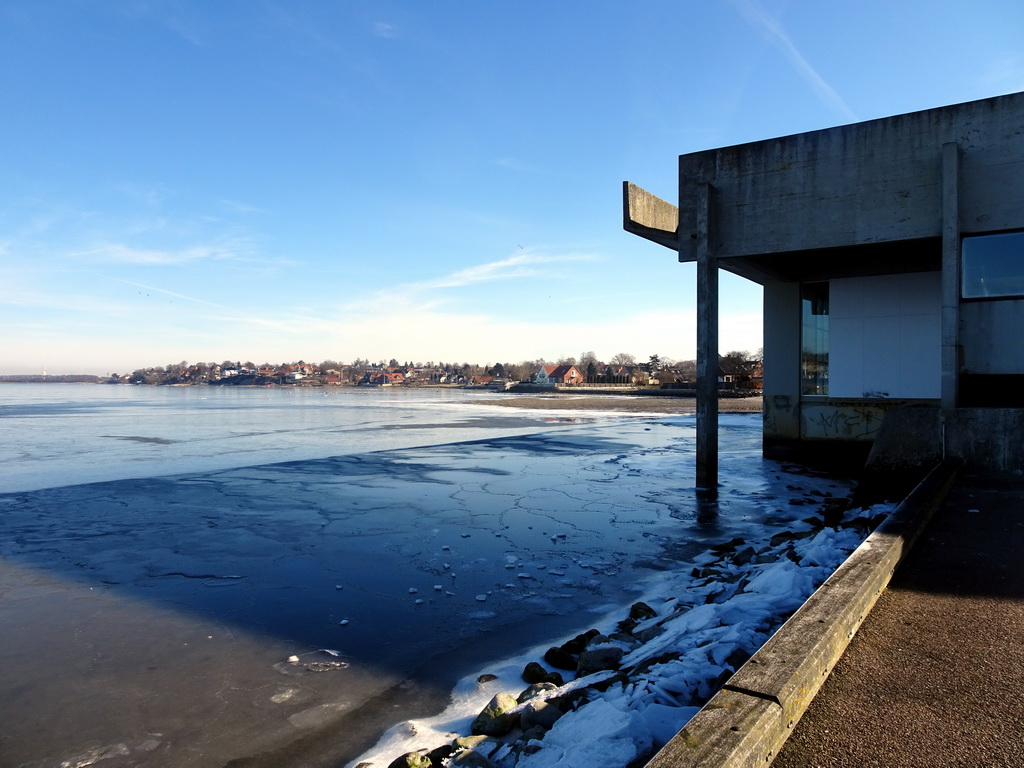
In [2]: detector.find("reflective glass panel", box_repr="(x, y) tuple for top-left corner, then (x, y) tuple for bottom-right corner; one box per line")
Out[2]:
(962, 232), (1024, 298)
(800, 282), (829, 396)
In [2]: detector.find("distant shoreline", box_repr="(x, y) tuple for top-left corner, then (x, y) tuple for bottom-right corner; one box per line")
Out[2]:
(477, 394), (762, 414)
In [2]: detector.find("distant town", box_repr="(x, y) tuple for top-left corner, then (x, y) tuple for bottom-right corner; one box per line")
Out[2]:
(0, 350), (763, 391)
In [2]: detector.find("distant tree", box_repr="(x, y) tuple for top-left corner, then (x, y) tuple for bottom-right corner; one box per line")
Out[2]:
(556, 356), (576, 365)
(720, 350), (753, 376)
(647, 354), (662, 372)
(610, 352), (635, 366)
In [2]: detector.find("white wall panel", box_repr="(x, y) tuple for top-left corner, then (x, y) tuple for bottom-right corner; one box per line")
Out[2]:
(829, 272), (940, 398)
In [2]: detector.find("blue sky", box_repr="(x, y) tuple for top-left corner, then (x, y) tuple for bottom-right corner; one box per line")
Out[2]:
(2, 1), (1023, 375)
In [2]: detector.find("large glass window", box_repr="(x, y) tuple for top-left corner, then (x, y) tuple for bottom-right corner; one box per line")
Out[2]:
(962, 231), (1024, 298)
(801, 282), (829, 395)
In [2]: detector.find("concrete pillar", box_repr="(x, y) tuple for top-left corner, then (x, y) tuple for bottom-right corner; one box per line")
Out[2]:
(762, 280), (801, 448)
(694, 183), (719, 491)
(941, 142), (960, 413)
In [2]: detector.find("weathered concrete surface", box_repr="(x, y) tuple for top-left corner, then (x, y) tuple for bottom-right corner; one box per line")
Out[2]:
(947, 408), (1024, 474)
(644, 458), (960, 768)
(622, 181), (678, 250)
(677, 92), (1024, 262)
(773, 476), (1024, 767)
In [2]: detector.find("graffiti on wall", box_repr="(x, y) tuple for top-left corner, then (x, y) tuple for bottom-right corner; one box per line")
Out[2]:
(801, 403), (886, 441)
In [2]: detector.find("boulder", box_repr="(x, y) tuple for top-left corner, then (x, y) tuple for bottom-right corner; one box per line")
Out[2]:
(520, 700), (563, 732)
(517, 682), (559, 704)
(521, 661), (549, 684)
(426, 744), (455, 765)
(451, 735), (497, 753)
(387, 751), (432, 768)
(577, 645), (624, 676)
(559, 629), (600, 655)
(471, 693), (519, 736)
(543, 645), (577, 671)
(447, 749), (495, 768)
(633, 624), (665, 643)
(628, 601), (657, 621)
(521, 662), (562, 686)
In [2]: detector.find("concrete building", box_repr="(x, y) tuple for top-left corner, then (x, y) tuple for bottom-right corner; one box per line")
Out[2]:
(625, 92), (1024, 483)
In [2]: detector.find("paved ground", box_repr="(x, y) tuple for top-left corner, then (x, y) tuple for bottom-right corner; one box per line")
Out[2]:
(773, 475), (1024, 768)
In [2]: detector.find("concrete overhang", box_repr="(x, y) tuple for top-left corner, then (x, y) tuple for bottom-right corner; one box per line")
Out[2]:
(626, 92), (1024, 286)
(622, 182), (678, 251)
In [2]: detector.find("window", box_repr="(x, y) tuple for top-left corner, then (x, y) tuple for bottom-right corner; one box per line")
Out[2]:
(801, 282), (829, 395)
(962, 231), (1024, 299)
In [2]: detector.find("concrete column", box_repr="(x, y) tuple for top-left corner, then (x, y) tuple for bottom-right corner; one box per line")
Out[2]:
(941, 142), (960, 413)
(694, 183), (719, 491)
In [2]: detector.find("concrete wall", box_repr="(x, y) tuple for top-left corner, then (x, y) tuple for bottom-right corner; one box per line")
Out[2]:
(960, 299), (1024, 374)
(948, 409), (1024, 474)
(677, 92), (1024, 262)
(830, 272), (941, 398)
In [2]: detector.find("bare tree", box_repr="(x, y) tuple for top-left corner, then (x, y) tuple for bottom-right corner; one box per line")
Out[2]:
(610, 352), (635, 366)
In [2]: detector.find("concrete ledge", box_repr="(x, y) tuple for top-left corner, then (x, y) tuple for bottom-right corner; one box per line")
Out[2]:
(645, 457), (961, 768)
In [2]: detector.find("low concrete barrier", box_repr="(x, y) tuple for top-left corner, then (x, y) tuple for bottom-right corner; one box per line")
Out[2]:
(644, 457), (961, 768)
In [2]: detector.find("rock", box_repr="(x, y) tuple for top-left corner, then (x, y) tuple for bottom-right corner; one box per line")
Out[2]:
(822, 505), (844, 527)
(560, 629), (600, 655)
(522, 662), (562, 686)
(709, 537), (745, 553)
(543, 645), (577, 671)
(725, 647), (751, 671)
(518, 728), (547, 752)
(517, 682), (559, 704)
(731, 546), (757, 566)
(427, 744), (455, 765)
(477, 673), (497, 684)
(387, 750), (432, 768)
(522, 662), (550, 684)
(584, 633), (612, 648)
(608, 631), (639, 646)
(628, 601), (657, 621)
(520, 700), (563, 732)
(470, 693), (519, 736)
(577, 645), (624, 676)
(452, 735), (499, 754)
(633, 624), (665, 643)
(447, 748), (495, 767)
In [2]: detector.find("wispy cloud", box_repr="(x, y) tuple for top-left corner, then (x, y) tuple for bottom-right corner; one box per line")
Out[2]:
(732, 0), (857, 122)
(374, 21), (398, 39)
(73, 238), (252, 266)
(400, 251), (596, 292)
(104, 277), (241, 313)
(336, 249), (598, 316)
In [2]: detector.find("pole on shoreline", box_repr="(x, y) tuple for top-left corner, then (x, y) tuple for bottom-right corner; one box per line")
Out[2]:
(694, 182), (718, 494)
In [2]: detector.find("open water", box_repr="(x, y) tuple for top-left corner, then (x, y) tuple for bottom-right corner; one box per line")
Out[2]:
(0, 384), (831, 768)
(0, 383), (619, 493)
